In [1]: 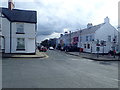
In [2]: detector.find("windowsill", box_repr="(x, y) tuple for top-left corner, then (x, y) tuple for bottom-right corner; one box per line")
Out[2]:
(16, 49), (25, 51)
(16, 32), (25, 34)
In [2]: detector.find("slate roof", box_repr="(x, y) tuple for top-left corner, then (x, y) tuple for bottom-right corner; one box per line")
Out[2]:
(0, 7), (37, 23)
(68, 23), (105, 37)
(78, 23), (105, 35)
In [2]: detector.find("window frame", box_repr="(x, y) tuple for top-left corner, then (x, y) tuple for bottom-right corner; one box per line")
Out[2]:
(86, 36), (89, 42)
(108, 35), (111, 42)
(87, 44), (90, 49)
(16, 23), (25, 34)
(16, 38), (25, 51)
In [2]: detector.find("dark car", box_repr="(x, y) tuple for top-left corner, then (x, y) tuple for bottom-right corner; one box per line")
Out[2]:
(64, 46), (79, 52)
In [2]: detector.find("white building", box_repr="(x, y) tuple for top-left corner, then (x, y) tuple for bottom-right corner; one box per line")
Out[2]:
(0, 12), (5, 53)
(0, 0), (37, 54)
(57, 17), (119, 54)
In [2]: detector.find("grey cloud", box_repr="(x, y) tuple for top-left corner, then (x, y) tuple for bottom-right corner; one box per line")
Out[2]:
(3, 1), (92, 36)
(33, 0), (88, 35)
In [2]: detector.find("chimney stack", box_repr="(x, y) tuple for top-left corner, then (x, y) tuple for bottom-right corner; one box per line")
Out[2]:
(8, 0), (14, 10)
(87, 23), (93, 28)
(104, 16), (110, 23)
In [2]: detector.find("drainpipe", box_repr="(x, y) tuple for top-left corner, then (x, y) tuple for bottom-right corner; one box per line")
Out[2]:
(10, 22), (12, 53)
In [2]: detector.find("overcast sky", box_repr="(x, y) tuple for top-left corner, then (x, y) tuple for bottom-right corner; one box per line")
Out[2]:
(1, 0), (119, 42)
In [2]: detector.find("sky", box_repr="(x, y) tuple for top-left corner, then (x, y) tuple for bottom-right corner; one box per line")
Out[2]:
(1, 0), (119, 43)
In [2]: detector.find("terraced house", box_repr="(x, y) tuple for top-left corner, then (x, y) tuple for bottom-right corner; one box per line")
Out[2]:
(57, 17), (119, 54)
(0, 0), (37, 54)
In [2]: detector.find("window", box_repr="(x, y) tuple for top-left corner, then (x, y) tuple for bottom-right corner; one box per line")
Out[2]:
(16, 23), (24, 34)
(90, 35), (92, 41)
(73, 37), (78, 42)
(16, 38), (25, 50)
(86, 36), (88, 41)
(0, 24), (1, 32)
(108, 35), (111, 42)
(0, 36), (5, 50)
(84, 44), (86, 48)
(87, 44), (90, 49)
(80, 37), (82, 42)
(113, 36), (117, 42)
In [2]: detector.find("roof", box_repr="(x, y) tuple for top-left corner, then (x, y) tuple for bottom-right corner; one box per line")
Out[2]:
(0, 7), (37, 23)
(78, 23), (105, 35)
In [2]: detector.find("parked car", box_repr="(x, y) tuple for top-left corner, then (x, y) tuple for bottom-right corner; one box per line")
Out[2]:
(49, 47), (54, 50)
(40, 47), (47, 52)
(65, 46), (79, 52)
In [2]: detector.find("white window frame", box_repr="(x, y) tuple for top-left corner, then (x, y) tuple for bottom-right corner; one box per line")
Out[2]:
(16, 23), (24, 34)
(108, 35), (111, 42)
(16, 38), (25, 50)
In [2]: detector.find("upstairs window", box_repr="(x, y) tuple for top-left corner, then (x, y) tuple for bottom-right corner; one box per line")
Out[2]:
(90, 35), (92, 41)
(86, 36), (88, 41)
(16, 23), (24, 34)
(108, 35), (111, 42)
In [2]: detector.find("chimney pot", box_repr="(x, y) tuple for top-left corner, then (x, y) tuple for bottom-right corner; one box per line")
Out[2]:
(8, 0), (14, 10)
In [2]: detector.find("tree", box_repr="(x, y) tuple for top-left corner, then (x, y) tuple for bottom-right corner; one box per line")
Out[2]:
(41, 39), (49, 48)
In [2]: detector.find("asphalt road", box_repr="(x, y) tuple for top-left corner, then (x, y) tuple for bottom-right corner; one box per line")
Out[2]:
(2, 50), (119, 88)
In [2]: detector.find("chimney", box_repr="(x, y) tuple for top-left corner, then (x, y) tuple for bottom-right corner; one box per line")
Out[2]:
(64, 31), (68, 35)
(60, 34), (63, 37)
(104, 16), (110, 23)
(87, 23), (93, 28)
(8, 0), (14, 10)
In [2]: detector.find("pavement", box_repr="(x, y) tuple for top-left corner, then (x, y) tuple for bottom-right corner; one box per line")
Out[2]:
(2, 50), (48, 58)
(65, 51), (120, 61)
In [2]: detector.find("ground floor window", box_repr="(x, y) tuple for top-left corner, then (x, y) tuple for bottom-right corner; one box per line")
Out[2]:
(84, 44), (86, 48)
(16, 38), (25, 50)
(0, 36), (5, 50)
(87, 44), (90, 49)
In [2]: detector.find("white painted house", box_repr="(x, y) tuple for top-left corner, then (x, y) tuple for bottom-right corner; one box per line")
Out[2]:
(0, 11), (5, 53)
(0, 0), (37, 54)
(57, 17), (119, 54)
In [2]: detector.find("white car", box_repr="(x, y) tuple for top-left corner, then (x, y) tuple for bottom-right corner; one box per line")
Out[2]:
(49, 47), (54, 50)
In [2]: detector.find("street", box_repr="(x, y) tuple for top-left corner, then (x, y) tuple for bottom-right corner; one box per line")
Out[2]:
(2, 50), (119, 88)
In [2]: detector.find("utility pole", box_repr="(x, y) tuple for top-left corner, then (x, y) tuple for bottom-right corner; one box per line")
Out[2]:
(79, 29), (81, 54)
(69, 31), (71, 46)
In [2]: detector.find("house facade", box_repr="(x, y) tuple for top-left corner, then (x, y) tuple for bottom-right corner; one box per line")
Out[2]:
(0, 0), (37, 54)
(0, 12), (5, 53)
(57, 17), (119, 54)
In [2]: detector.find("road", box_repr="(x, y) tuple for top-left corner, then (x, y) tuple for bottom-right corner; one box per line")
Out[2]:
(2, 50), (119, 88)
